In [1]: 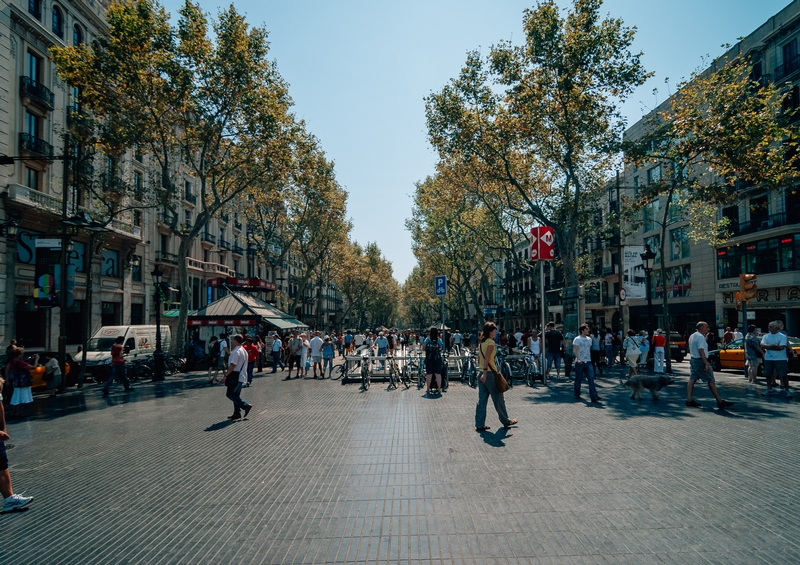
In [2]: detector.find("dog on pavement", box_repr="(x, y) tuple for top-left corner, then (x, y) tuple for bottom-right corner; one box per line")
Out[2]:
(624, 375), (675, 400)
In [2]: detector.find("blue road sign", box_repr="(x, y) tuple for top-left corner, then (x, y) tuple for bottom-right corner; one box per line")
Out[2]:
(435, 275), (447, 296)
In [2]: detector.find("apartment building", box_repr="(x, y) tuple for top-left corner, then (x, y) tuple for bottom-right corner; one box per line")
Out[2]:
(0, 0), (342, 351)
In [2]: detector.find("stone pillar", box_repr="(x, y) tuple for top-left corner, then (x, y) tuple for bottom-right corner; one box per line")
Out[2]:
(1, 235), (16, 346)
(123, 260), (133, 325)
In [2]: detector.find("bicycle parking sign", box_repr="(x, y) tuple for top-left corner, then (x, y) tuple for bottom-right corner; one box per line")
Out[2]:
(435, 275), (447, 296)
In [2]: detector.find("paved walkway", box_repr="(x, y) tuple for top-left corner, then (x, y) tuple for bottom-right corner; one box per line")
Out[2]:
(2, 361), (800, 564)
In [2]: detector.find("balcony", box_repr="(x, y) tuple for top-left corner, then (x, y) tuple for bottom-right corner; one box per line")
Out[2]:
(247, 244), (258, 257)
(2, 183), (62, 216)
(109, 218), (142, 240)
(775, 54), (800, 82)
(202, 232), (216, 245)
(602, 265), (617, 277)
(157, 210), (176, 228)
(219, 238), (231, 251)
(184, 191), (197, 205)
(233, 220), (242, 231)
(731, 211), (797, 237)
(220, 213), (230, 224)
(18, 132), (53, 158)
(103, 176), (126, 196)
(232, 244), (244, 255)
(155, 251), (179, 265)
(602, 296), (617, 307)
(200, 260), (235, 277)
(74, 160), (94, 179)
(20, 76), (54, 110)
(67, 106), (92, 130)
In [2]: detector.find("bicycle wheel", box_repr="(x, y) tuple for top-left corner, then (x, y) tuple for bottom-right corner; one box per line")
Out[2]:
(331, 363), (345, 380)
(469, 365), (478, 388)
(361, 364), (370, 390)
(525, 362), (534, 387)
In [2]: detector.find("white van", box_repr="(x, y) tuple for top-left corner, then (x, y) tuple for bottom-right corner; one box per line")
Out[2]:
(83, 325), (172, 378)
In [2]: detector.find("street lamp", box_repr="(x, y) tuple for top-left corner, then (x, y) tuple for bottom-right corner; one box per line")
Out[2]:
(640, 244), (657, 356)
(151, 266), (165, 381)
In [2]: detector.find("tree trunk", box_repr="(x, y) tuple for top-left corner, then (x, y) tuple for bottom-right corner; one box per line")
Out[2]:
(175, 234), (193, 357)
(77, 233), (98, 387)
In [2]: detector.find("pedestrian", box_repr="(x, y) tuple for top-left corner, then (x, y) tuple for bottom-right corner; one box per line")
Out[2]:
(475, 321), (518, 432)
(223, 335), (252, 420)
(762, 321), (792, 397)
(573, 324), (602, 403)
(309, 331), (324, 378)
(686, 321), (734, 409)
(270, 332), (284, 373)
(243, 336), (258, 386)
(285, 330), (303, 380)
(0, 374), (34, 512)
(210, 333), (229, 384)
(604, 327), (614, 366)
(41, 353), (62, 398)
(300, 332), (310, 377)
(563, 332), (575, 379)
(322, 337), (335, 378)
(423, 326), (445, 395)
(6, 349), (37, 416)
(733, 327), (743, 340)
(102, 337), (133, 396)
(544, 322), (563, 379)
(528, 329), (542, 375)
(590, 327), (603, 377)
(206, 336), (220, 384)
(623, 330), (640, 377)
(638, 331), (650, 368)
(652, 329), (667, 373)
(723, 327), (734, 345)
(452, 329), (462, 352)
(255, 336), (264, 373)
(375, 331), (389, 369)
(744, 324), (764, 384)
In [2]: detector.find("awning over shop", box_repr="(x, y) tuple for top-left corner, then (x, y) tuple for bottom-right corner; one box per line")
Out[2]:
(188, 291), (307, 329)
(163, 309), (196, 317)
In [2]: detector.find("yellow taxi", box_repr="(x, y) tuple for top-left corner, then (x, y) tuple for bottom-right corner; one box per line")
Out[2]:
(709, 336), (800, 373)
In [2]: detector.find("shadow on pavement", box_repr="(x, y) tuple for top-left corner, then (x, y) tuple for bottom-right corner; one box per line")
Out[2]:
(480, 427), (510, 447)
(204, 420), (238, 431)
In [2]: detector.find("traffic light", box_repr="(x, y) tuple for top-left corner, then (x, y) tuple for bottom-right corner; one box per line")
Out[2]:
(739, 273), (758, 303)
(735, 292), (742, 310)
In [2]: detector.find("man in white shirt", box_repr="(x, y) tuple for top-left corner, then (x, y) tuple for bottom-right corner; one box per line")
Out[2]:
(686, 321), (734, 409)
(514, 329), (523, 348)
(762, 321), (791, 397)
(452, 331), (463, 351)
(354, 332), (365, 349)
(733, 327), (743, 340)
(573, 324), (601, 402)
(224, 334), (252, 420)
(270, 333), (284, 373)
(309, 331), (324, 378)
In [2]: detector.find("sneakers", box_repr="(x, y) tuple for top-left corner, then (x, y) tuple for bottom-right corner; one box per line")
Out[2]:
(3, 493), (33, 512)
(717, 400), (734, 409)
(686, 400), (702, 408)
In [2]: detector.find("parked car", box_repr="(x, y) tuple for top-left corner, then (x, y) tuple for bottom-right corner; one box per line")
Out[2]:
(708, 336), (800, 374)
(669, 332), (686, 362)
(27, 352), (80, 389)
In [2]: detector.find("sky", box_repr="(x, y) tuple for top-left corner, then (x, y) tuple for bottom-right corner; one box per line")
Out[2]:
(163, 0), (794, 283)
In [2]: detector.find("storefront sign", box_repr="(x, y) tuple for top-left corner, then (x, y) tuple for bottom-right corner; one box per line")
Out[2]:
(207, 277), (277, 290)
(187, 318), (258, 326)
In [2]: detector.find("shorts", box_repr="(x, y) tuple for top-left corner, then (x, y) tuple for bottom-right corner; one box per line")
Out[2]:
(217, 356), (226, 370)
(288, 354), (301, 370)
(689, 357), (715, 383)
(745, 356), (762, 369)
(425, 360), (443, 375)
(546, 352), (561, 370)
(762, 359), (788, 379)
(0, 441), (8, 471)
(312, 355), (322, 363)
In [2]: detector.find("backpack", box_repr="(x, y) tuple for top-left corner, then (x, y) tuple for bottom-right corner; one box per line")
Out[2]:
(211, 341), (221, 358)
(426, 339), (442, 363)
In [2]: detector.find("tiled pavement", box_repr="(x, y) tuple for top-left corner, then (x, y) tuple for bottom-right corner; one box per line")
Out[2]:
(2, 361), (800, 564)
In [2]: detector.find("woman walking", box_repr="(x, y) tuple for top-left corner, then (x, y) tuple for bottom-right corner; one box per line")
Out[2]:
(475, 322), (518, 432)
(42, 352), (62, 398)
(6, 349), (37, 417)
(623, 330), (640, 377)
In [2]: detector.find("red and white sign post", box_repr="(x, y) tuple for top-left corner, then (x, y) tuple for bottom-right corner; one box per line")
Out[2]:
(530, 226), (555, 343)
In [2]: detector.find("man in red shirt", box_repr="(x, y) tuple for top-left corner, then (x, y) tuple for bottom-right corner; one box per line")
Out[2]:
(243, 336), (259, 387)
(102, 336), (133, 395)
(723, 327), (734, 345)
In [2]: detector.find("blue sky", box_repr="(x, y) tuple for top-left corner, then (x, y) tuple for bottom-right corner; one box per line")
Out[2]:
(162, 0), (792, 282)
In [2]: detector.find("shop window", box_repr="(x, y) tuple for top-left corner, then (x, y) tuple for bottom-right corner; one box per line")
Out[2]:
(15, 298), (46, 347)
(66, 301), (84, 344)
(670, 227), (690, 261)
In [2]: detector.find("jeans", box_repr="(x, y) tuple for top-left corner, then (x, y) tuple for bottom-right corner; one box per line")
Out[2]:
(573, 361), (599, 400)
(475, 372), (511, 428)
(605, 345), (613, 365)
(271, 350), (283, 372)
(378, 347), (387, 368)
(323, 355), (334, 377)
(247, 360), (255, 384)
(103, 363), (130, 392)
(226, 381), (250, 416)
(654, 347), (665, 373)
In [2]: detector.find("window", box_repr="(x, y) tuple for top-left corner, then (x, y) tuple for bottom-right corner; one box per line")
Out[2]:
(73, 24), (83, 46)
(643, 200), (660, 232)
(668, 189), (687, 221)
(131, 304), (144, 325)
(647, 165), (662, 185)
(28, 0), (41, 20)
(749, 194), (769, 224)
(670, 227), (690, 261)
(133, 210), (142, 227)
(133, 171), (143, 199)
(644, 235), (661, 265)
(25, 166), (39, 190)
(101, 302), (120, 326)
(27, 51), (41, 82)
(721, 205), (739, 234)
(783, 38), (797, 66)
(25, 111), (40, 137)
(52, 6), (64, 38)
(101, 249), (119, 278)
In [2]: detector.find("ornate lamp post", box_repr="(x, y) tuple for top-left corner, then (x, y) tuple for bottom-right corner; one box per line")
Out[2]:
(151, 266), (165, 381)
(640, 244), (657, 354)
